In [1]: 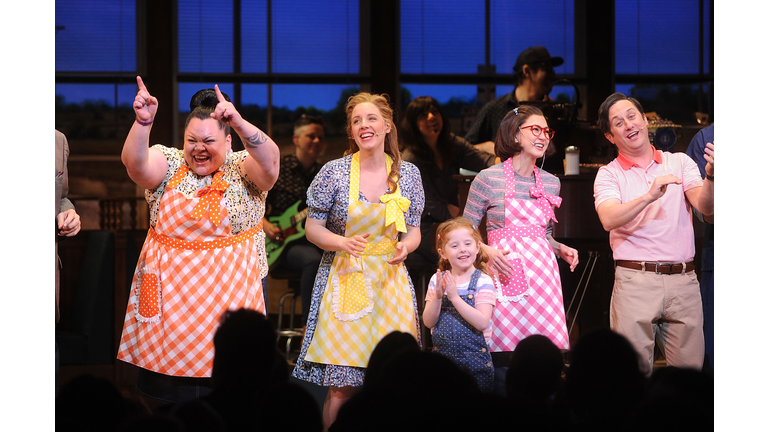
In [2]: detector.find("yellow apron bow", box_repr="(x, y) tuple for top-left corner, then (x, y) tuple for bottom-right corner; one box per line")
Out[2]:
(380, 193), (411, 233)
(192, 172), (229, 226)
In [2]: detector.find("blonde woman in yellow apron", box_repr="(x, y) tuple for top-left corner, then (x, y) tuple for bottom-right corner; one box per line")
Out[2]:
(117, 78), (279, 404)
(291, 93), (425, 429)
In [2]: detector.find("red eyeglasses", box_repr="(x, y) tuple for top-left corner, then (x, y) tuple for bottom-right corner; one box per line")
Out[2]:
(520, 124), (556, 140)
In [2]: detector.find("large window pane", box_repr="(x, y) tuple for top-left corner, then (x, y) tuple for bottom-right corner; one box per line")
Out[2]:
(240, 0), (268, 73)
(271, 84), (360, 160)
(55, 0), (136, 72)
(400, 0), (485, 74)
(178, 82), (237, 112)
(271, 1), (359, 73)
(239, 84), (270, 137)
(490, 0), (574, 75)
(178, 0), (234, 73)
(272, 84), (355, 112)
(55, 83), (136, 144)
(615, 0), (701, 74)
(56, 83), (136, 108)
(616, 83), (712, 126)
(54, 83), (138, 199)
(704, 0), (711, 74)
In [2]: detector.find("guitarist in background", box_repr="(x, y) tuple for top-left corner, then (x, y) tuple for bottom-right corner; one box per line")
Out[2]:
(262, 114), (326, 326)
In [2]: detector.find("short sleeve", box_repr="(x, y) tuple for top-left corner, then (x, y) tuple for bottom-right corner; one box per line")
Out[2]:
(233, 150), (263, 194)
(424, 273), (439, 302)
(593, 165), (621, 209)
(681, 153), (704, 192)
(306, 159), (343, 220)
(399, 161), (425, 227)
(474, 273), (496, 306)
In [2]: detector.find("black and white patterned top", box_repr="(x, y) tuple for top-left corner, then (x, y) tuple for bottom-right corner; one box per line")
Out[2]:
(265, 153), (322, 217)
(145, 145), (268, 279)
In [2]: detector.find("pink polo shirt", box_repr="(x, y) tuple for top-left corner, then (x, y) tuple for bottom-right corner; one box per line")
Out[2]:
(593, 147), (703, 262)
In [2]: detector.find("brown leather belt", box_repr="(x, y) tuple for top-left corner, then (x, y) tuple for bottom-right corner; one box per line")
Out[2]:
(615, 260), (695, 274)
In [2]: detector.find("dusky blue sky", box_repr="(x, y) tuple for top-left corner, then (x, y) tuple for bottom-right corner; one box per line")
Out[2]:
(55, 0), (709, 111)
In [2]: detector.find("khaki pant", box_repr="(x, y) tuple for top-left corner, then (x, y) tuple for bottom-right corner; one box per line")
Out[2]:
(610, 266), (704, 374)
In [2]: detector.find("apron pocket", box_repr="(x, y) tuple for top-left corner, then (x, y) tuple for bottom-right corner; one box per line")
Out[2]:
(331, 254), (373, 321)
(495, 254), (531, 303)
(135, 268), (162, 323)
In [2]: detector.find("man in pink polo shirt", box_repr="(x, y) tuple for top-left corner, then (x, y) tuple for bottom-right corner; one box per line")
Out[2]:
(593, 93), (714, 374)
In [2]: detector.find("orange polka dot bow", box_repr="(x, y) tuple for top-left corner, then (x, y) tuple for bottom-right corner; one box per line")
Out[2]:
(380, 194), (411, 233)
(192, 172), (229, 226)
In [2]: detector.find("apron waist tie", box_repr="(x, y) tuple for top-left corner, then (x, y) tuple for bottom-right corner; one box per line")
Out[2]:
(359, 238), (397, 256)
(149, 222), (263, 251)
(487, 224), (545, 243)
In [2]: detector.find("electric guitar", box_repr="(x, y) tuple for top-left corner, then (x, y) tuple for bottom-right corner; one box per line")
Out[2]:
(265, 200), (310, 267)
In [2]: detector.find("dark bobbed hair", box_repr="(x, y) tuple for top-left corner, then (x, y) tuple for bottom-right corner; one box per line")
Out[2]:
(596, 92), (646, 135)
(345, 92), (402, 194)
(293, 113), (324, 135)
(400, 96), (453, 170)
(494, 105), (556, 162)
(435, 217), (488, 273)
(185, 88), (231, 136)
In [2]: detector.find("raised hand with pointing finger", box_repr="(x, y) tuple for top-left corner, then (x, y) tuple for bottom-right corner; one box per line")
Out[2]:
(211, 84), (241, 128)
(116, 80), (282, 401)
(133, 76), (158, 125)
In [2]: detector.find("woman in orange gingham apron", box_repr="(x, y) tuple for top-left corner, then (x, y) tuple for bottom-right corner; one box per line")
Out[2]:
(462, 106), (579, 394)
(117, 78), (279, 404)
(291, 93), (424, 429)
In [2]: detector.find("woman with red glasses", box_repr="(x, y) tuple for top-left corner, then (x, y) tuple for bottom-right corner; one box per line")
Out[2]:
(462, 105), (579, 395)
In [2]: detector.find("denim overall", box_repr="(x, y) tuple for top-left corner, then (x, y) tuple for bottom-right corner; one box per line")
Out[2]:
(432, 269), (494, 393)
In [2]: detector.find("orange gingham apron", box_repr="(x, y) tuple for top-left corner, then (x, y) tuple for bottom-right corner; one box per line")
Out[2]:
(117, 165), (264, 377)
(485, 159), (569, 351)
(305, 153), (419, 367)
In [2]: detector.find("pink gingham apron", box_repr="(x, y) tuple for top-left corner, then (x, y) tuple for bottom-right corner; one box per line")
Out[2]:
(485, 159), (569, 351)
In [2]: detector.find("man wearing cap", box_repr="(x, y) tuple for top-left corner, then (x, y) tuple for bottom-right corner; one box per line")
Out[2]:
(593, 93), (714, 375)
(465, 46), (563, 148)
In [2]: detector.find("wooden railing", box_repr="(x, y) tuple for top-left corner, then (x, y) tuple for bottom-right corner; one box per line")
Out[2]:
(69, 197), (149, 232)
(58, 197), (149, 388)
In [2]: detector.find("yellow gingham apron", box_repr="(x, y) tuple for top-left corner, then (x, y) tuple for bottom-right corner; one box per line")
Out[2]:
(305, 153), (419, 367)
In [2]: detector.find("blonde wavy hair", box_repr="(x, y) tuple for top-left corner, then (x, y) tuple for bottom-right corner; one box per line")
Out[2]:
(344, 92), (402, 194)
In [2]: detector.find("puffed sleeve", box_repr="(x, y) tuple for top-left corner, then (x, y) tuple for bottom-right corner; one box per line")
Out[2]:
(400, 161), (425, 226)
(306, 159), (342, 220)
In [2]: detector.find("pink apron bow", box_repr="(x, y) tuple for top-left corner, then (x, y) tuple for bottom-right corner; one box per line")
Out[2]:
(530, 182), (561, 224)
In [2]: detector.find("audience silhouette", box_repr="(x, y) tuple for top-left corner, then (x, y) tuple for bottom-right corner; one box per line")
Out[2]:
(202, 308), (322, 432)
(563, 328), (647, 430)
(56, 374), (130, 431)
(504, 334), (564, 429)
(57, 320), (711, 431)
(331, 331), (508, 431)
(627, 366), (714, 431)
